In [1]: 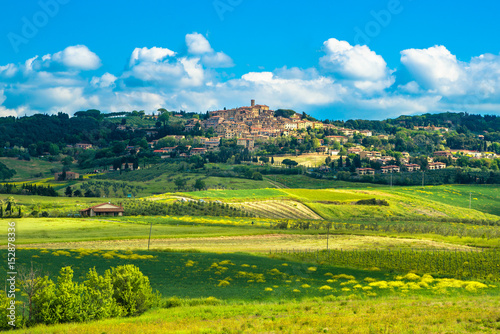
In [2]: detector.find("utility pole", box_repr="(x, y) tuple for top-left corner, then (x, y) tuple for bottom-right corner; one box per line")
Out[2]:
(326, 225), (330, 251)
(422, 171), (425, 188)
(148, 221), (153, 250)
(390, 170), (393, 188)
(469, 192), (472, 210)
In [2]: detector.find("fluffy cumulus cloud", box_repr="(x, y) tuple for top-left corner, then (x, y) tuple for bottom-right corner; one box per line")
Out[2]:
(320, 38), (388, 80)
(50, 45), (102, 71)
(400, 45), (500, 108)
(319, 38), (394, 94)
(91, 73), (117, 88)
(400, 45), (465, 96)
(1, 34), (500, 118)
(186, 33), (213, 54)
(129, 47), (176, 67)
(201, 52), (234, 68)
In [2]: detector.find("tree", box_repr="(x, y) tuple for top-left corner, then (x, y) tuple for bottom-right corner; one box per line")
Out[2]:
(353, 154), (362, 168)
(158, 112), (170, 127)
(65, 186), (73, 197)
(73, 189), (82, 197)
(48, 143), (59, 156)
(259, 156), (269, 164)
(252, 172), (263, 180)
(61, 156), (73, 166)
(174, 177), (187, 191)
(5, 196), (15, 216)
(271, 156), (275, 165)
(193, 179), (206, 191)
(282, 159), (298, 168)
(18, 263), (45, 325)
(112, 142), (127, 155)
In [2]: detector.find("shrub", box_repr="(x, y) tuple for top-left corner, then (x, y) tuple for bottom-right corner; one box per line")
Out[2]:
(252, 172), (263, 180)
(355, 198), (389, 206)
(30, 265), (157, 327)
(106, 264), (157, 316)
(83, 268), (123, 320)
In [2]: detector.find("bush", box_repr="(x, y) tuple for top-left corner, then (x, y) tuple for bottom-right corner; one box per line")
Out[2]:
(355, 198), (389, 206)
(30, 265), (157, 327)
(252, 172), (263, 180)
(107, 265), (157, 316)
(83, 268), (123, 320)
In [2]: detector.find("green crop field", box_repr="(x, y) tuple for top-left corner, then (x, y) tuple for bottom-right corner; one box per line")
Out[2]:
(394, 184), (500, 217)
(283, 189), (373, 202)
(272, 174), (388, 189)
(182, 188), (286, 201)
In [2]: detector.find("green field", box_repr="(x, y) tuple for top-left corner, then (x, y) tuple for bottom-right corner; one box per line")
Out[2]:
(395, 184), (500, 216)
(5, 247), (500, 333)
(2, 180), (500, 332)
(283, 189), (373, 202)
(4, 249), (498, 302)
(23, 296), (500, 334)
(182, 188), (286, 201)
(175, 186), (500, 222)
(0, 218), (277, 245)
(0, 157), (65, 181)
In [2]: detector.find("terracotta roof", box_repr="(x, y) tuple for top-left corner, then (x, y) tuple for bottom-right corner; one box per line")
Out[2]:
(79, 203), (124, 213)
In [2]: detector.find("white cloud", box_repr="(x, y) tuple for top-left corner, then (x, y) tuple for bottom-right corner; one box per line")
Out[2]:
(320, 38), (390, 82)
(2, 37), (500, 119)
(91, 73), (117, 88)
(400, 45), (466, 96)
(0, 64), (18, 78)
(123, 56), (206, 88)
(201, 52), (234, 68)
(467, 53), (500, 99)
(51, 45), (102, 70)
(32, 87), (86, 108)
(398, 81), (422, 94)
(129, 47), (176, 67)
(186, 33), (213, 54)
(225, 70), (344, 108)
(241, 71), (274, 83)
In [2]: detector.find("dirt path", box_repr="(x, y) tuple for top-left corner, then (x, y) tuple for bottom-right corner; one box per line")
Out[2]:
(263, 176), (289, 189)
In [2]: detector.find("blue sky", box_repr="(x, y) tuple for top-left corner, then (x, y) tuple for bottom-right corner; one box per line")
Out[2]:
(1, 0), (500, 120)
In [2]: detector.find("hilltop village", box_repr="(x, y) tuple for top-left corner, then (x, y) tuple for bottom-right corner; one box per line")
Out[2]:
(145, 100), (498, 176)
(0, 101), (499, 188)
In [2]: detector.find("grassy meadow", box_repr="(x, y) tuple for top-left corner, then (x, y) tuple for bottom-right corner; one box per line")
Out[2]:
(22, 296), (500, 334)
(0, 157), (65, 181)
